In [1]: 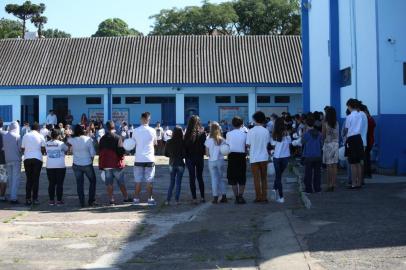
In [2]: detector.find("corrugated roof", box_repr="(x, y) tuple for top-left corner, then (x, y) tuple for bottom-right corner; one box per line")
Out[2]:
(0, 35), (302, 87)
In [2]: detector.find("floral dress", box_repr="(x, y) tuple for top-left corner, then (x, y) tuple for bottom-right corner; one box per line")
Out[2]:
(323, 123), (339, 164)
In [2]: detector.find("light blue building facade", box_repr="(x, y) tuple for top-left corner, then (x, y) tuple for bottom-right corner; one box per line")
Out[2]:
(0, 36), (302, 128)
(302, 0), (406, 174)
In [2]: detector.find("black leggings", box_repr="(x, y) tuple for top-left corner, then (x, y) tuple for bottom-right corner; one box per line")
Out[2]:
(47, 168), (66, 201)
(24, 158), (43, 201)
(186, 157), (205, 199)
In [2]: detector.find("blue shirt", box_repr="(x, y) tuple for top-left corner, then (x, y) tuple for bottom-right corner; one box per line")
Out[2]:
(302, 129), (322, 158)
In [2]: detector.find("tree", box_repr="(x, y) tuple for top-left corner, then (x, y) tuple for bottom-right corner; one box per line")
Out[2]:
(31, 14), (47, 36)
(92, 18), (142, 37)
(42, 28), (71, 38)
(0, 18), (22, 39)
(5, 1), (46, 38)
(233, 0), (301, 35)
(149, 1), (238, 35)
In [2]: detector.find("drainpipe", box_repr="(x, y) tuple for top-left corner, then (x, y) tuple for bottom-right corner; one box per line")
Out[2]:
(350, 0), (358, 98)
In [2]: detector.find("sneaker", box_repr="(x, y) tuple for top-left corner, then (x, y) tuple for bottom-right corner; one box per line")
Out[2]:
(147, 198), (156, 206)
(32, 200), (40, 205)
(88, 201), (99, 207)
(25, 200), (32, 206)
(132, 198), (140, 205)
(239, 196), (246, 204)
(48, 200), (55, 206)
(219, 195), (228, 203)
(211, 196), (218, 204)
(123, 198), (133, 203)
(109, 200), (116, 206)
(276, 197), (285, 204)
(56, 201), (64, 206)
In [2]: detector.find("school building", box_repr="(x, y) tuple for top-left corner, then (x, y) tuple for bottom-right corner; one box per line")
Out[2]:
(302, 0), (406, 174)
(0, 35), (302, 127)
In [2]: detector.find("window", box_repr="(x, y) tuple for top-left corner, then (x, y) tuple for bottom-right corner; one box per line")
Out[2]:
(125, 97), (141, 104)
(215, 96), (231, 103)
(0, 105), (12, 122)
(145, 97), (175, 104)
(86, 97), (101, 104)
(275, 96), (290, 103)
(257, 96), (270, 103)
(112, 97), (121, 104)
(235, 96), (248, 103)
(340, 67), (352, 87)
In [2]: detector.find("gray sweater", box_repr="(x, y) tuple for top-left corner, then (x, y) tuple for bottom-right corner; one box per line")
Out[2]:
(2, 131), (22, 163)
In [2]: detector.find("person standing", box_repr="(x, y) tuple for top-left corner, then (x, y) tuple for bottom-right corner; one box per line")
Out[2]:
(364, 107), (376, 178)
(226, 116), (247, 204)
(21, 121), (31, 137)
(205, 122), (227, 204)
(46, 110), (58, 126)
(99, 121), (131, 205)
(40, 124), (50, 140)
(164, 126), (186, 205)
(184, 115), (206, 204)
(163, 126), (172, 147)
(0, 132), (7, 201)
(132, 112), (157, 205)
(155, 122), (164, 155)
(322, 107), (339, 191)
(21, 123), (46, 205)
(246, 111), (271, 203)
(3, 121), (22, 204)
(344, 99), (364, 189)
(67, 124), (97, 207)
(302, 115), (323, 193)
(45, 129), (68, 206)
(271, 118), (292, 203)
(64, 110), (74, 125)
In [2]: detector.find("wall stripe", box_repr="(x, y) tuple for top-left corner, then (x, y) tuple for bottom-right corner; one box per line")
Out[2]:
(330, 0), (341, 117)
(301, 0), (311, 112)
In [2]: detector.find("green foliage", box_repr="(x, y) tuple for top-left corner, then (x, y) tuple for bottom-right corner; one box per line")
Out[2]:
(31, 14), (47, 36)
(149, 1), (238, 35)
(150, 0), (300, 36)
(233, 0), (301, 35)
(42, 28), (71, 38)
(92, 18), (142, 37)
(0, 18), (22, 39)
(5, 1), (46, 38)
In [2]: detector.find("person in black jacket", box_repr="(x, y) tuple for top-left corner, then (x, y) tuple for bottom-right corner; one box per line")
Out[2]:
(164, 126), (186, 205)
(184, 115), (206, 204)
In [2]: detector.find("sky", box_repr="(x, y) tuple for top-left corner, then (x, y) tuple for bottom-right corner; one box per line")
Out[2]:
(0, 0), (228, 37)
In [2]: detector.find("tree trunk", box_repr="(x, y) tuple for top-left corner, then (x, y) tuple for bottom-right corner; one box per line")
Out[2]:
(22, 19), (26, 39)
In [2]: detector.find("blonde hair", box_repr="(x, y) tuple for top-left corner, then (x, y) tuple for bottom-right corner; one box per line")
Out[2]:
(209, 121), (223, 145)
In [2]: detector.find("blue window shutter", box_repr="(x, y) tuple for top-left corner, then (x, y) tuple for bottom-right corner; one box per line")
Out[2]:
(0, 105), (12, 122)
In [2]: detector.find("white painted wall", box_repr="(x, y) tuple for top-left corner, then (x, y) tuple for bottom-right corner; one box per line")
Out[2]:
(308, 0), (331, 112)
(377, 0), (406, 114)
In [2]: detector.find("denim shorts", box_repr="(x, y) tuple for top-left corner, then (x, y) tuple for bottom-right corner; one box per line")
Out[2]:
(133, 164), (155, 183)
(104, 169), (126, 186)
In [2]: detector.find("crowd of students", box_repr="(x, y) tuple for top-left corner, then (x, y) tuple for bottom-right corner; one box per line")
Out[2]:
(0, 98), (375, 207)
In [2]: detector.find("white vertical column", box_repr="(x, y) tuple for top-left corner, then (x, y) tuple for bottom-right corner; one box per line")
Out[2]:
(38, 94), (47, 124)
(176, 93), (185, 125)
(248, 91), (256, 123)
(103, 90), (109, 122)
(13, 95), (21, 123)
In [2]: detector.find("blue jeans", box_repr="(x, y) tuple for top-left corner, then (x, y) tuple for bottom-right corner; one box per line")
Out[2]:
(273, 157), (289, 198)
(208, 159), (226, 197)
(72, 164), (96, 205)
(167, 165), (185, 202)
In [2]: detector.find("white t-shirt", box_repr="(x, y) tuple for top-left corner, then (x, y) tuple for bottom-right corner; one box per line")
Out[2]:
(133, 125), (157, 163)
(246, 125), (270, 163)
(40, 128), (49, 138)
(205, 138), (224, 161)
(226, 129), (247, 153)
(46, 140), (68, 168)
(345, 111), (362, 137)
(155, 127), (164, 140)
(163, 129), (172, 142)
(271, 136), (292, 159)
(46, 114), (57, 125)
(22, 130), (46, 161)
(359, 111), (368, 146)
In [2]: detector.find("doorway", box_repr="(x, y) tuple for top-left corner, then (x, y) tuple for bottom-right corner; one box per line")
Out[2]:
(53, 98), (68, 124)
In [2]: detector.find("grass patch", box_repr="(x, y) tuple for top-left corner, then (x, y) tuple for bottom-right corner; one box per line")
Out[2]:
(2, 212), (27, 224)
(135, 224), (147, 236)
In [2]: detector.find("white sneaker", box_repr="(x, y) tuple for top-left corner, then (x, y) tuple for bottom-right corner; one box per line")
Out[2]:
(276, 197), (285, 204)
(148, 198), (156, 206)
(132, 198), (140, 205)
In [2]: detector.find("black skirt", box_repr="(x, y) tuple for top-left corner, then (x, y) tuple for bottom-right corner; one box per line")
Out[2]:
(345, 134), (364, 164)
(227, 152), (247, 185)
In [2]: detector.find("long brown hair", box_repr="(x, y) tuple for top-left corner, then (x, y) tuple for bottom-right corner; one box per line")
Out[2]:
(184, 115), (201, 143)
(209, 121), (223, 145)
